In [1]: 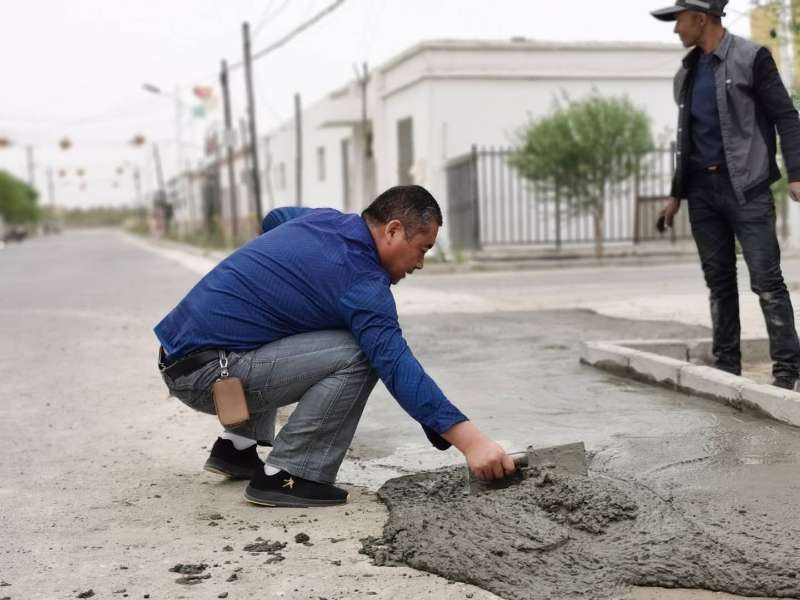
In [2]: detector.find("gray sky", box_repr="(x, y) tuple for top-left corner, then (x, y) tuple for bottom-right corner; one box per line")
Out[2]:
(0, 0), (755, 209)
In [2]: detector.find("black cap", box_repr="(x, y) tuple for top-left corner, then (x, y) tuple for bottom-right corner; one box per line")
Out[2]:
(651, 0), (727, 21)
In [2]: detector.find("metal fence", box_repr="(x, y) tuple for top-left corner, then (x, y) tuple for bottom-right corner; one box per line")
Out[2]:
(446, 145), (692, 250)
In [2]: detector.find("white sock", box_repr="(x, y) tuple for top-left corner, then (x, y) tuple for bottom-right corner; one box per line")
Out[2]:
(221, 431), (256, 451)
(263, 464), (281, 476)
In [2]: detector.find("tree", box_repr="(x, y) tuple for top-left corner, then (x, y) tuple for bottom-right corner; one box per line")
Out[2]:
(510, 93), (653, 257)
(0, 170), (41, 224)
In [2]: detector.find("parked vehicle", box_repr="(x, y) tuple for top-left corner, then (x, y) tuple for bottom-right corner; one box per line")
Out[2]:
(2, 226), (28, 243)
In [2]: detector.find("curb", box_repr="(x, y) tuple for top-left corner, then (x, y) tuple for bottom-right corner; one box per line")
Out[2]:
(579, 339), (800, 428)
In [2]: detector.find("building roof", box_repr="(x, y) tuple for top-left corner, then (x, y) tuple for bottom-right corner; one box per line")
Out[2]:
(378, 38), (684, 74)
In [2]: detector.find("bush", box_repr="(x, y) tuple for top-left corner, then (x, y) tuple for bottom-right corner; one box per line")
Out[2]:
(510, 93), (653, 257)
(0, 170), (41, 224)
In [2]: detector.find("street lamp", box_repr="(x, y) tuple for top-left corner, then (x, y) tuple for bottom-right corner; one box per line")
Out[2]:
(142, 82), (187, 178)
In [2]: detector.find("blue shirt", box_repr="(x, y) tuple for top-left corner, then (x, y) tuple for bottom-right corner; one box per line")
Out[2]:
(690, 52), (726, 168)
(154, 207), (467, 445)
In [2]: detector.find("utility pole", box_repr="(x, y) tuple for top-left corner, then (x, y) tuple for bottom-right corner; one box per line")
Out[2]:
(220, 59), (239, 238)
(355, 62), (370, 158)
(46, 167), (55, 207)
(26, 146), (35, 188)
(175, 86), (184, 180)
(132, 166), (143, 213)
(354, 62), (373, 210)
(294, 92), (303, 207)
(153, 143), (165, 196)
(242, 21), (263, 222)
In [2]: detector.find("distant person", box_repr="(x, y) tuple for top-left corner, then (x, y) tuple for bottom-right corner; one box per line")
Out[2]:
(154, 185), (515, 507)
(653, 0), (800, 389)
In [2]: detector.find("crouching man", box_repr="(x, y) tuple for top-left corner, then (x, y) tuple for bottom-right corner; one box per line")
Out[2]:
(155, 185), (514, 507)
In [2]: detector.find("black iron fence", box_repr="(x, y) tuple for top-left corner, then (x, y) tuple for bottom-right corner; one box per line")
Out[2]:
(446, 145), (693, 250)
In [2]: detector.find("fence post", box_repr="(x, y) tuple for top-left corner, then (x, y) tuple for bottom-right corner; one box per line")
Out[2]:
(633, 155), (641, 244)
(470, 144), (481, 250)
(554, 178), (562, 252)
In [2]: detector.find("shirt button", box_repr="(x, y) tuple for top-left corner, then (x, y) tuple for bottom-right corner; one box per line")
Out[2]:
(680, 104), (685, 108)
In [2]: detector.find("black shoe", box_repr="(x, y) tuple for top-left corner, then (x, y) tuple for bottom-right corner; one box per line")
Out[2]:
(772, 376), (799, 391)
(204, 438), (264, 479)
(244, 469), (349, 508)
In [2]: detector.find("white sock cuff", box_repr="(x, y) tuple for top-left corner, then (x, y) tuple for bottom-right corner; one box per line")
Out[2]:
(221, 431), (256, 450)
(263, 464), (281, 476)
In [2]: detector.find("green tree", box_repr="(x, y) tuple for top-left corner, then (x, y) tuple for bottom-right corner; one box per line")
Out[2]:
(0, 170), (41, 224)
(510, 94), (653, 257)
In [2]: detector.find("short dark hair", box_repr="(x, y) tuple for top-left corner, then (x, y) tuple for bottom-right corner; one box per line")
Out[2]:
(362, 185), (443, 238)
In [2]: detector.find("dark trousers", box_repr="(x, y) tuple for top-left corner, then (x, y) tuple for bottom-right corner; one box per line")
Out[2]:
(687, 172), (800, 380)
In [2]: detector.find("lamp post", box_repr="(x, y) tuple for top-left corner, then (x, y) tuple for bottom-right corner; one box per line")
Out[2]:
(142, 83), (188, 178)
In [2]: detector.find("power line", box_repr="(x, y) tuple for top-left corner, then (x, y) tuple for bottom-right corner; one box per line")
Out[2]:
(229, 0), (346, 71)
(253, 0), (293, 38)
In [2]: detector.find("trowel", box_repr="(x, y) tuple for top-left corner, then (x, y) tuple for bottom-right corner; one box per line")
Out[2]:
(465, 441), (588, 495)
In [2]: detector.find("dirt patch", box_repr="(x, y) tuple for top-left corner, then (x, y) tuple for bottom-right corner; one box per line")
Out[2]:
(362, 466), (800, 600)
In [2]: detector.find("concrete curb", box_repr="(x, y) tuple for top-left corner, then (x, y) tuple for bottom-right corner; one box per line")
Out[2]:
(579, 338), (800, 428)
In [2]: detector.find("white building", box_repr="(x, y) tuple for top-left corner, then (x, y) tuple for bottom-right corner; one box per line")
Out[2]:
(261, 38), (687, 246)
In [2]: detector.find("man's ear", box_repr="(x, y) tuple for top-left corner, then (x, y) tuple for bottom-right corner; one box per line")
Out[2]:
(385, 219), (405, 242)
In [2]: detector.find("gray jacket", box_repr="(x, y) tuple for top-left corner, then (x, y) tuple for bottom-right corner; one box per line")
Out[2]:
(671, 31), (800, 203)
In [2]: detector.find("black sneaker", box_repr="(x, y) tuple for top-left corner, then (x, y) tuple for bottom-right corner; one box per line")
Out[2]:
(244, 469), (349, 508)
(203, 438), (264, 479)
(772, 376), (799, 391)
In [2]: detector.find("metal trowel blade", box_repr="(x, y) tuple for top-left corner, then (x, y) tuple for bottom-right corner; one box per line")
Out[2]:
(465, 442), (588, 496)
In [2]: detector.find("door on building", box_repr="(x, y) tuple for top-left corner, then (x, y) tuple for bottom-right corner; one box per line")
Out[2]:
(341, 138), (351, 212)
(397, 117), (414, 185)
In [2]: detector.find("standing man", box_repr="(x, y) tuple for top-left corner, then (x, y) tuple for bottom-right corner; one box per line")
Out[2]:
(653, 0), (800, 388)
(155, 185), (515, 507)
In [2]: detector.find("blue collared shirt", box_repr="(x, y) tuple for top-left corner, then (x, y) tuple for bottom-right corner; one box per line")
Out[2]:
(690, 52), (725, 168)
(154, 207), (466, 446)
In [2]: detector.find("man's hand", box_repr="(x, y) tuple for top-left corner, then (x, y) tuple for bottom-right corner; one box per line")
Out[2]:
(658, 197), (681, 231)
(441, 421), (516, 481)
(789, 182), (800, 202)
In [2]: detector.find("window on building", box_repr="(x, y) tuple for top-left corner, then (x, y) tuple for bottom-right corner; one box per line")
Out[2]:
(397, 117), (414, 185)
(317, 146), (326, 182)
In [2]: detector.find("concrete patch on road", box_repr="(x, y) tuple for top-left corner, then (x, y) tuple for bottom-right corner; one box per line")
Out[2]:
(581, 338), (800, 428)
(363, 465), (800, 600)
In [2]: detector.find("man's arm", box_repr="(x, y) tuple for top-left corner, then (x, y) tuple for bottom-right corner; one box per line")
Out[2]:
(339, 277), (514, 480)
(754, 47), (800, 187)
(262, 207), (314, 234)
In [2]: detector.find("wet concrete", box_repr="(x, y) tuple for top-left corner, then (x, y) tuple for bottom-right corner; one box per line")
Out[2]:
(364, 464), (800, 599)
(352, 309), (800, 599)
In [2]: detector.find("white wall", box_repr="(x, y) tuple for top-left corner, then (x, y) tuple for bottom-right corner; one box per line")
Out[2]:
(261, 40), (687, 240)
(263, 92), (355, 213)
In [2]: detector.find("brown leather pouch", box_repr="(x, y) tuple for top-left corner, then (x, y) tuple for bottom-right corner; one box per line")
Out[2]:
(212, 377), (250, 428)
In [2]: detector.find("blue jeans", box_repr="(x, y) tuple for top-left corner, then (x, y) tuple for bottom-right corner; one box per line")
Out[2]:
(161, 331), (378, 483)
(687, 172), (800, 379)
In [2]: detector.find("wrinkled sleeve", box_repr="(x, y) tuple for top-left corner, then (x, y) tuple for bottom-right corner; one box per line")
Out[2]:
(262, 207), (313, 233)
(338, 276), (468, 450)
(754, 47), (800, 182)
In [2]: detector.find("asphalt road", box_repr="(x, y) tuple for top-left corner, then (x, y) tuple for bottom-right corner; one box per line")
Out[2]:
(1, 230), (798, 600)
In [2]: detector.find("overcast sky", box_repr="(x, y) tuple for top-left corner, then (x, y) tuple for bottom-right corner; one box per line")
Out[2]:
(0, 0), (757, 209)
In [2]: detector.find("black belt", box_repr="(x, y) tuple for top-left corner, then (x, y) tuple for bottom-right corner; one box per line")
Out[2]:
(159, 347), (219, 380)
(691, 163), (727, 174)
